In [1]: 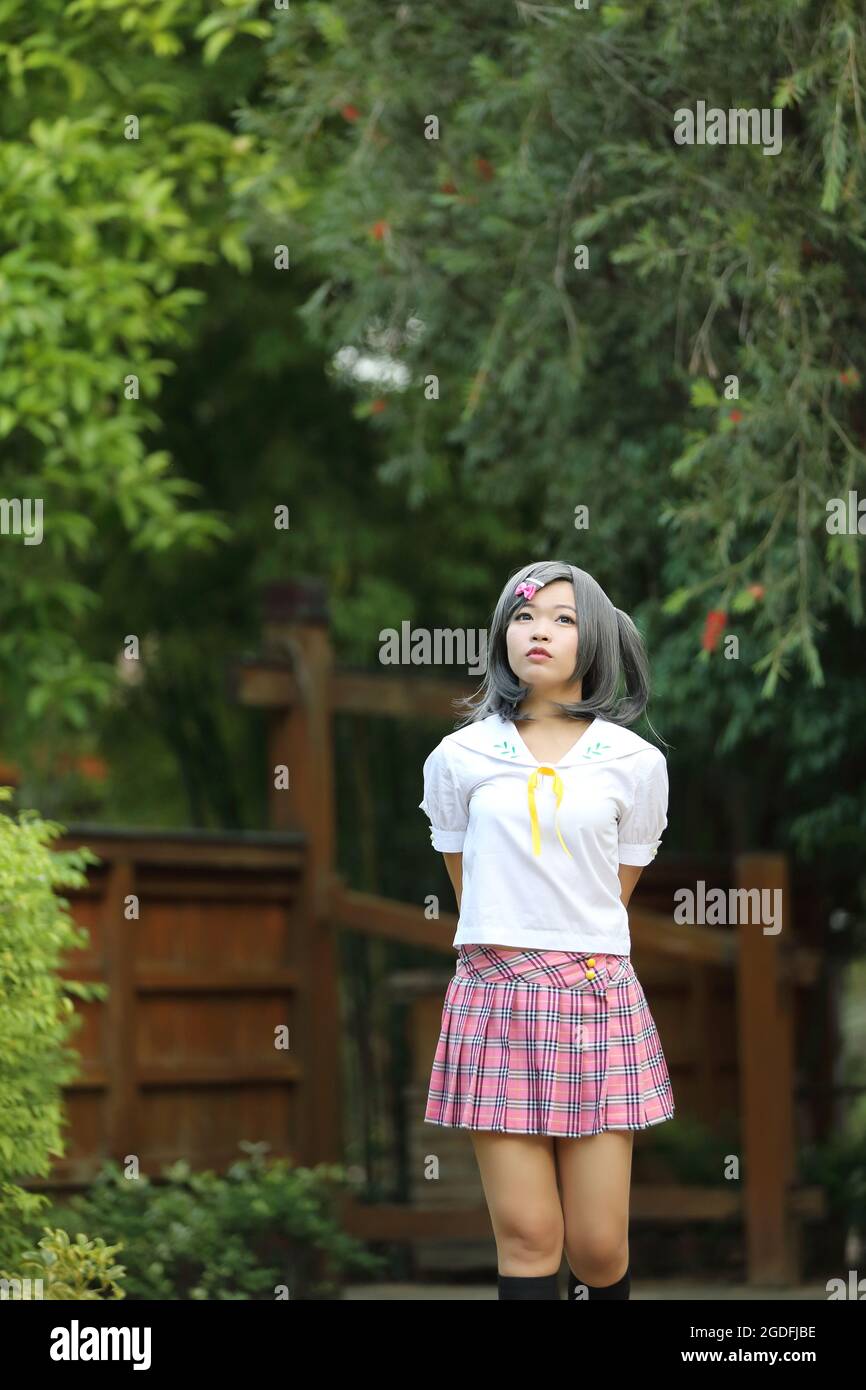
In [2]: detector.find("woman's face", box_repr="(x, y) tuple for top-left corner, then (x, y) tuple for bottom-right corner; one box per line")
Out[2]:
(505, 579), (579, 690)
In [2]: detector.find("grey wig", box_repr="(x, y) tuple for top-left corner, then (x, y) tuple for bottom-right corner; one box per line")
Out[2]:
(453, 561), (656, 732)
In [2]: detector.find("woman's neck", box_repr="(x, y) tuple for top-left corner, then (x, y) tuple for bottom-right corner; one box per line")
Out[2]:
(517, 696), (588, 723)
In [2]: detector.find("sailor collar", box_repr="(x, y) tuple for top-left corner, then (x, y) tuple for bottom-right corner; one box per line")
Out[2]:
(445, 713), (654, 858)
(446, 712), (651, 769)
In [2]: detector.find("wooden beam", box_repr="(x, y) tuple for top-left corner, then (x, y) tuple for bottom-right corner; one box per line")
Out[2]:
(228, 659), (298, 709)
(629, 909), (736, 966)
(54, 831), (305, 872)
(338, 1183), (825, 1242)
(20, 1148), (303, 1190)
(343, 1188), (741, 1241)
(331, 883), (459, 953)
(330, 883), (739, 966)
(136, 969), (300, 994)
(331, 671), (476, 719)
(138, 1060), (302, 1087)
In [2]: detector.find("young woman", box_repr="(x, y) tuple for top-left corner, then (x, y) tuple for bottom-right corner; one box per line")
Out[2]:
(418, 560), (674, 1301)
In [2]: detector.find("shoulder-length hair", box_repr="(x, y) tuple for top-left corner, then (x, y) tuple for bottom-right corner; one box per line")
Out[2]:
(453, 561), (656, 731)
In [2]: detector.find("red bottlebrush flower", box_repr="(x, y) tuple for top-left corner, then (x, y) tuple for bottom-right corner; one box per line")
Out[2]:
(341, 104), (361, 122)
(370, 219), (389, 240)
(474, 157), (495, 180)
(370, 398), (387, 414)
(77, 755), (109, 781)
(729, 409), (743, 423)
(701, 609), (728, 652)
(56, 753), (108, 779)
(440, 181), (458, 194)
(747, 584), (766, 600)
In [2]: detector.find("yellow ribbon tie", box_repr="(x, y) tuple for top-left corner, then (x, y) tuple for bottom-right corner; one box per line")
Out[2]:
(527, 766), (573, 858)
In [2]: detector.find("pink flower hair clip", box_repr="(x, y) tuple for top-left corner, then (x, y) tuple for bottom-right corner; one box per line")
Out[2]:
(514, 579), (544, 602)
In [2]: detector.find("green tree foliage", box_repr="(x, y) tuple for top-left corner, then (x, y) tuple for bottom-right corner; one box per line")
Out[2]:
(1, 0), (448, 832)
(0, 787), (106, 1268)
(0, 0), (286, 734)
(238, 0), (866, 885)
(246, 0), (866, 690)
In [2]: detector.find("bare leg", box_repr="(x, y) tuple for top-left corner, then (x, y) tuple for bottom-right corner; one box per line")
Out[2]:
(470, 1132), (564, 1276)
(556, 1130), (633, 1287)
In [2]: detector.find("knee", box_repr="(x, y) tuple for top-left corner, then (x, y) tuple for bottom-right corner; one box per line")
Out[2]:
(565, 1227), (628, 1285)
(497, 1208), (564, 1270)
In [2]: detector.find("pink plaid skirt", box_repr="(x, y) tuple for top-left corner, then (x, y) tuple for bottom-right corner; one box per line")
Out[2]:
(424, 945), (675, 1137)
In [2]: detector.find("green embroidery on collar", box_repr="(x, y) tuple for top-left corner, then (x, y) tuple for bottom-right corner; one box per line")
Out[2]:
(581, 741), (611, 759)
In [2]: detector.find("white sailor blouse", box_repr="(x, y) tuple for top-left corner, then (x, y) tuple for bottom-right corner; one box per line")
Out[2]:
(418, 711), (669, 953)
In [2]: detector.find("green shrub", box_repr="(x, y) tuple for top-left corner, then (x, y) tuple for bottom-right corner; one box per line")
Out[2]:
(0, 1227), (126, 1300)
(640, 1112), (741, 1185)
(799, 1096), (866, 1233)
(44, 1144), (386, 1299)
(0, 787), (106, 1269)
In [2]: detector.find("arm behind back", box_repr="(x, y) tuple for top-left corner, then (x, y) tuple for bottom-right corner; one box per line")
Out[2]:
(442, 852), (462, 912)
(445, 856), (641, 914)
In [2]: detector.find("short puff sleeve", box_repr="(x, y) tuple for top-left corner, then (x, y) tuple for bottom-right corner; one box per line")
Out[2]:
(418, 743), (469, 852)
(617, 751), (669, 866)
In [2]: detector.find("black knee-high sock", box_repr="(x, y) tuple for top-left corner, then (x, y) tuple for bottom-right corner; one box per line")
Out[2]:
(497, 1272), (561, 1300)
(567, 1263), (630, 1300)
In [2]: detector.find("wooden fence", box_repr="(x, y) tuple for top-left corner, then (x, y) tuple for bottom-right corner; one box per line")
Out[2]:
(25, 826), (310, 1189)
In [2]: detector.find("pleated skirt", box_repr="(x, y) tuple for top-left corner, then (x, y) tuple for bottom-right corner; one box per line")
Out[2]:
(424, 944), (675, 1137)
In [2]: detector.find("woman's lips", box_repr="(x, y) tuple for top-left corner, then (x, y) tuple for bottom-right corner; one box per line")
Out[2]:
(527, 650), (552, 661)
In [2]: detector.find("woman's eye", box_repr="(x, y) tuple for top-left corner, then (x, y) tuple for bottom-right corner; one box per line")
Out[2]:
(514, 612), (574, 623)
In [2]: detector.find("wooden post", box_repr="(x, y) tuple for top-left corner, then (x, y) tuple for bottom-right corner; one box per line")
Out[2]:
(735, 853), (799, 1284)
(261, 581), (341, 1168)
